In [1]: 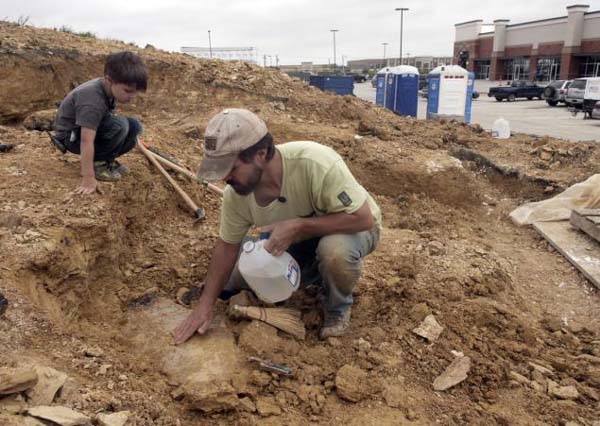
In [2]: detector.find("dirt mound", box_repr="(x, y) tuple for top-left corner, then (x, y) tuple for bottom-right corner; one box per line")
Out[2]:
(1, 21), (599, 425)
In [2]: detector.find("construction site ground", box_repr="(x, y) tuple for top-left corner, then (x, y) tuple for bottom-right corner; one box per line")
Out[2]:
(1, 22), (600, 426)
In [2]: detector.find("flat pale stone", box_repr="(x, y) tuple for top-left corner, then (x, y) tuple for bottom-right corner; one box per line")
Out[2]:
(412, 315), (444, 342)
(0, 368), (38, 395)
(125, 298), (245, 413)
(26, 366), (68, 405)
(433, 356), (471, 391)
(96, 411), (131, 426)
(547, 380), (579, 400)
(27, 406), (90, 426)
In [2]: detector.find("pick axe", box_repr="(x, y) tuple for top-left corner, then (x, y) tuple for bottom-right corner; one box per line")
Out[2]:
(137, 139), (206, 220)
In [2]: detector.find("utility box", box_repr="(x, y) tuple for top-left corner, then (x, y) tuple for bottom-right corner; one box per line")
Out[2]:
(426, 65), (474, 123)
(375, 66), (419, 117)
(309, 75), (354, 96)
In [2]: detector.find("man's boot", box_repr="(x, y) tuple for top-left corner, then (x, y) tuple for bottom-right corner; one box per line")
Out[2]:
(319, 308), (351, 339)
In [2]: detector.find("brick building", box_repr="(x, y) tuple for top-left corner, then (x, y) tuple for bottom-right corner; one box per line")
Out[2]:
(346, 56), (452, 74)
(454, 4), (600, 81)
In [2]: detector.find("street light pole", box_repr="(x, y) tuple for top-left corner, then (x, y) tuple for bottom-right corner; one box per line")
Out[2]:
(395, 7), (409, 66)
(382, 42), (388, 67)
(208, 30), (213, 59)
(330, 29), (339, 71)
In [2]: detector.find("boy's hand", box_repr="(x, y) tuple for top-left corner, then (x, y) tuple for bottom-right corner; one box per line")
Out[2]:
(75, 176), (98, 195)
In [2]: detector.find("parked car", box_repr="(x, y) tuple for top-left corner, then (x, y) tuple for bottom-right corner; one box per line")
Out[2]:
(543, 80), (572, 106)
(565, 78), (586, 108)
(566, 78), (600, 117)
(488, 81), (545, 101)
(346, 72), (367, 83)
(592, 101), (600, 119)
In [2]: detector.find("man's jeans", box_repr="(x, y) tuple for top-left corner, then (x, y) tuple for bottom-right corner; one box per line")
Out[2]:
(61, 115), (142, 162)
(223, 227), (380, 315)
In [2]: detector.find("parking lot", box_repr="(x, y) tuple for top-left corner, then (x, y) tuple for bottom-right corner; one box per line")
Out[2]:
(354, 81), (600, 142)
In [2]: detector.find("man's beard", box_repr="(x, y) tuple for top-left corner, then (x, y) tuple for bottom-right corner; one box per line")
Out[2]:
(226, 165), (262, 196)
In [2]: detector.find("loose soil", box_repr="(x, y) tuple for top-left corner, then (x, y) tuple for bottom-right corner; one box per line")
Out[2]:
(1, 21), (600, 425)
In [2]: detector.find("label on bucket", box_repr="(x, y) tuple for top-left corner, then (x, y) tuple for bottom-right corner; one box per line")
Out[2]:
(286, 262), (299, 289)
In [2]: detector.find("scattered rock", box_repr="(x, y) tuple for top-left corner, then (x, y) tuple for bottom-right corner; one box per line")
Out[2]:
(26, 366), (67, 405)
(0, 394), (28, 414)
(82, 346), (103, 358)
(528, 362), (554, 377)
(0, 213), (22, 229)
(183, 380), (240, 413)
(0, 368), (38, 395)
(412, 315), (444, 342)
(509, 371), (530, 385)
(96, 411), (130, 426)
(238, 320), (282, 356)
(27, 405), (90, 426)
(547, 380), (579, 400)
(335, 364), (369, 402)
(433, 356), (471, 391)
(427, 241), (445, 256)
(228, 290), (258, 307)
(255, 396), (282, 416)
(408, 303), (431, 322)
(22, 109), (56, 131)
(353, 338), (371, 352)
(382, 384), (405, 408)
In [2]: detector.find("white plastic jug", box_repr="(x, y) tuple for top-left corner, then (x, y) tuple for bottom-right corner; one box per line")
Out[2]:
(238, 235), (301, 304)
(491, 118), (510, 139)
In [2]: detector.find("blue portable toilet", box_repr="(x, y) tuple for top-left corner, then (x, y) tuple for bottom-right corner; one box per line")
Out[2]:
(309, 75), (354, 96)
(383, 65), (419, 117)
(375, 66), (394, 106)
(426, 65), (475, 123)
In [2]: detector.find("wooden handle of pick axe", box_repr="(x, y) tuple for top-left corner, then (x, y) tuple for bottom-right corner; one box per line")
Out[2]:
(146, 149), (224, 196)
(137, 140), (205, 220)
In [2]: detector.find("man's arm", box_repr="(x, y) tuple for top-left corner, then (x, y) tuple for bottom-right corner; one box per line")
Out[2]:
(75, 127), (97, 195)
(173, 238), (240, 344)
(261, 201), (374, 256)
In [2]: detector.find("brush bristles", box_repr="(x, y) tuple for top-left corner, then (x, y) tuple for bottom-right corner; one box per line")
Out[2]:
(229, 305), (306, 340)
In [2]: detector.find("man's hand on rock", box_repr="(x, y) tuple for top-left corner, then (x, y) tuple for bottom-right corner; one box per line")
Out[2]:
(173, 300), (214, 344)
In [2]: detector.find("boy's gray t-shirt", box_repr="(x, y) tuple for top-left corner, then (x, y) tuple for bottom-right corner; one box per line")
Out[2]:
(54, 78), (115, 134)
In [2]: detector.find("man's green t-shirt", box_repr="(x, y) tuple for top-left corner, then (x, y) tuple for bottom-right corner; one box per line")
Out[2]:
(219, 141), (382, 244)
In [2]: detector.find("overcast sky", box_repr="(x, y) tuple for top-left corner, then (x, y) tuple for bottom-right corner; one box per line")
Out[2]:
(3, 1), (600, 65)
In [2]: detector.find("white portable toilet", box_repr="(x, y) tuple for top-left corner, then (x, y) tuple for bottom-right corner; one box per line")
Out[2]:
(426, 65), (474, 123)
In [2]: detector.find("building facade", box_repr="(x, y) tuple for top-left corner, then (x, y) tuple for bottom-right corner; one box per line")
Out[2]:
(346, 56), (452, 74)
(454, 4), (600, 81)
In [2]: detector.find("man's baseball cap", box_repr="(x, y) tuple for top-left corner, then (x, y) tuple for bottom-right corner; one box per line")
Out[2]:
(197, 109), (268, 181)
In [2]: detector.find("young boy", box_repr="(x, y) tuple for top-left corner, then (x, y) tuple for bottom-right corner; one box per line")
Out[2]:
(52, 51), (148, 195)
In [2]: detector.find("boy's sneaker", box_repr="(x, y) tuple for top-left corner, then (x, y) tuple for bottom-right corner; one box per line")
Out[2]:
(94, 161), (121, 182)
(109, 160), (129, 175)
(319, 309), (351, 339)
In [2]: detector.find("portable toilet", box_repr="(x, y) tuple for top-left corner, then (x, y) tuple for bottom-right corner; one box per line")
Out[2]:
(383, 65), (419, 117)
(375, 66), (394, 106)
(426, 65), (475, 123)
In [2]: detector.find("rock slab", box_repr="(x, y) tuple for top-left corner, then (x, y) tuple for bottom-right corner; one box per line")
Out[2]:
(27, 405), (90, 425)
(433, 356), (471, 391)
(26, 366), (68, 405)
(412, 315), (444, 342)
(0, 368), (38, 395)
(96, 411), (131, 426)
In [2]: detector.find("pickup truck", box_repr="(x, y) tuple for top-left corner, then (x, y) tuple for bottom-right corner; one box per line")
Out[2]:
(488, 81), (545, 101)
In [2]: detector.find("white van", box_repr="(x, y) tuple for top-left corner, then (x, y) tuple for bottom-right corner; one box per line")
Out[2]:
(566, 77), (600, 114)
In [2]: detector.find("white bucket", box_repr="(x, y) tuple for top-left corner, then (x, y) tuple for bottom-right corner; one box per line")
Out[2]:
(238, 239), (301, 304)
(491, 118), (510, 139)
